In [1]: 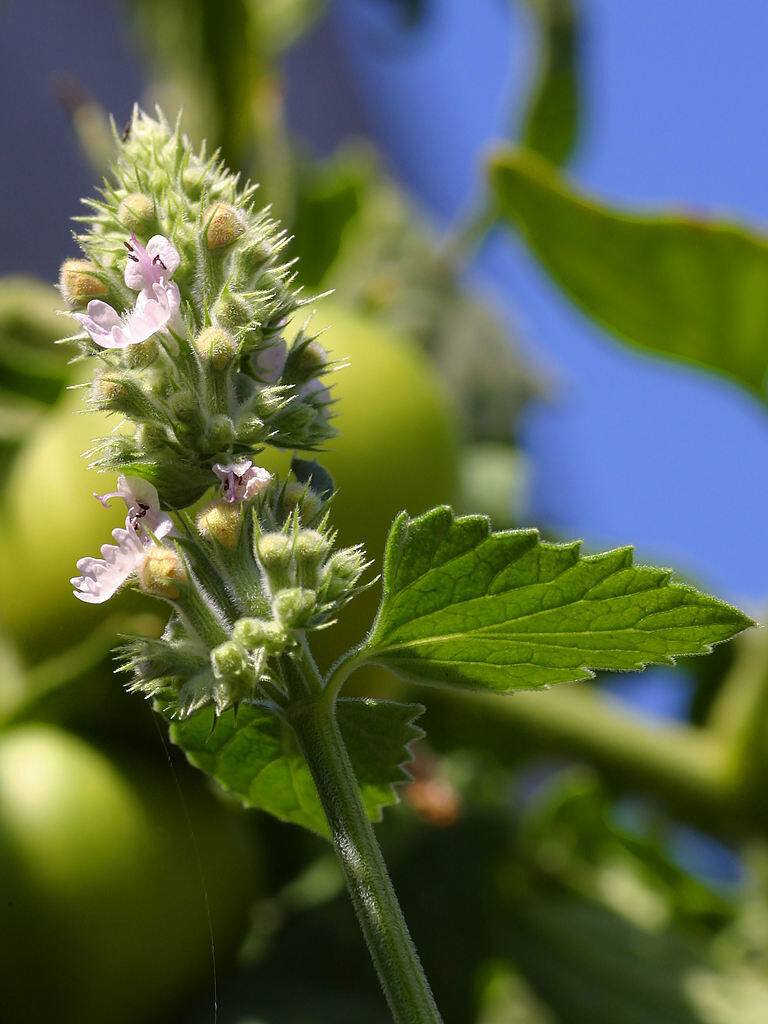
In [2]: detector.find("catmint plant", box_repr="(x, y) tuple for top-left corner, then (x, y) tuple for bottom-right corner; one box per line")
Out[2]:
(60, 109), (753, 1024)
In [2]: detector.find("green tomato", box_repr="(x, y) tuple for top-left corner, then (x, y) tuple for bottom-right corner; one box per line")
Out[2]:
(262, 302), (459, 671)
(0, 386), (146, 657)
(0, 723), (257, 1024)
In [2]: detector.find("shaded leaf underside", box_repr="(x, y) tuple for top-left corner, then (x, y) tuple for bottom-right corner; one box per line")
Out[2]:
(489, 145), (768, 400)
(170, 697), (424, 836)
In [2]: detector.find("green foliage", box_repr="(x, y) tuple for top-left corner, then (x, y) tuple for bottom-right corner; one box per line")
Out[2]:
(489, 146), (768, 399)
(0, 277), (70, 480)
(361, 506), (752, 692)
(127, 0), (324, 163)
(320, 148), (540, 442)
(519, 0), (582, 165)
(170, 698), (424, 835)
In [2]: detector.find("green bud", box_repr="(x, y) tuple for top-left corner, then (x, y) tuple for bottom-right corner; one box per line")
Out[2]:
(182, 166), (205, 198)
(232, 618), (287, 655)
(195, 326), (236, 370)
(138, 546), (187, 599)
(295, 529), (330, 560)
(135, 422), (170, 450)
(213, 293), (253, 330)
(205, 202), (245, 249)
(298, 341), (328, 372)
(321, 548), (366, 601)
(211, 640), (248, 680)
(256, 532), (293, 567)
(282, 482), (324, 522)
(122, 337), (158, 369)
(272, 588), (317, 629)
(170, 391), (198, 422)
(196, 499), (242, 551)
(203, 414), (235, 452)
(92, 371), (158, 420)
(59, 259), (108, 307)
(235, 416), (267, 446)
(117, 192), (155, 232)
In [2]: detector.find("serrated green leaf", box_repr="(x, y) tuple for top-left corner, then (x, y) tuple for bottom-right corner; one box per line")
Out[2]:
(170, 698), (424, 835)
(519, 0), (582, 165)
(363, 507), (752, 693)
(489, 145), (768, 399)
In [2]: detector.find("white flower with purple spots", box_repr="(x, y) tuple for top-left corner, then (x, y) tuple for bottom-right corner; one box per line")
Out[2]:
(72, 476), (174, 604)
(212, 461), (272, 503)
(73, 234), (181, 350)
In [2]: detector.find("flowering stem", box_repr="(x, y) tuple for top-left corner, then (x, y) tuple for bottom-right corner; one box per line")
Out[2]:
(286, 694), (444, 1024)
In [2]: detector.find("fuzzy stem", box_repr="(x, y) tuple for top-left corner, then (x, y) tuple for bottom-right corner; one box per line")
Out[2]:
(287, 695), (443, 1024)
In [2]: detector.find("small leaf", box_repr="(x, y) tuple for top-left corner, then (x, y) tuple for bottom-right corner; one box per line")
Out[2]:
(363, 507), (753, 693)
(489, 145), (768, 399)
(170, 698), (424, 835)
(519, 0), (582, 165)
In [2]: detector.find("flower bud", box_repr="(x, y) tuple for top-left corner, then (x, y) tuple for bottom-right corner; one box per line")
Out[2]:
(256, 532), (293, 568)
(117, 192), (155, 233)
(138, 545), (187, 599)
(122, 337), (158, 369)
(182, 167), (205, 198)
(272, 588), (317, 629)
(211, 639), (248, 680)
(321, 548), (366, 601)
(195, 326), (236, 370)
(232, 617), (287, 655)
(59, 259), (108, 307)
(197, 499), (242, 551)
(282, 482), (324, 521)
(171, 391), (198, 422)
(213, 293), (252, 330)
(136, 422), (170, 450)
(203, 414), (235, 452)
(298, 341), (328, 372)
(205, 202), (245, 249)
(295, 529), (330, 561)
(235, 415), (267, 445)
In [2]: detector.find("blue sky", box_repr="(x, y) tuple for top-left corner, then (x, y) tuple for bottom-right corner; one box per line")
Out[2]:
(323, 0), (768, 613)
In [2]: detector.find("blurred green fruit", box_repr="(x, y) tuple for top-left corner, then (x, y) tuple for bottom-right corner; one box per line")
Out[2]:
(262, 302), (459, 672)
(0, 722), (257, 1024)
(0, 385), (151, 658)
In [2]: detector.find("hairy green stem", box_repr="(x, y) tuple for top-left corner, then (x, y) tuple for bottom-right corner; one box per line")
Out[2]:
(287, 695), (443, 1024)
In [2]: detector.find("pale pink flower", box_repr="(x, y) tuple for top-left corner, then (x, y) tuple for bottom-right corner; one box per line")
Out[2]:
(73, 234), (181, 350)
(72, 476), (174, 604)
(93, 475), (173, 537)
(73, 283), (180, 349)
(212, 461), (272, 503)
(299, 377), (332, 407)
(123, 234), (180, 292)
(253, 337), (287, 383)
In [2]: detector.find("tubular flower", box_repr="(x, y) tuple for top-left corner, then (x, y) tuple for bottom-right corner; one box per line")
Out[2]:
(73, 234), (181, 350)
(72, 477), (175, 603)
(213, 461), (272, 503)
